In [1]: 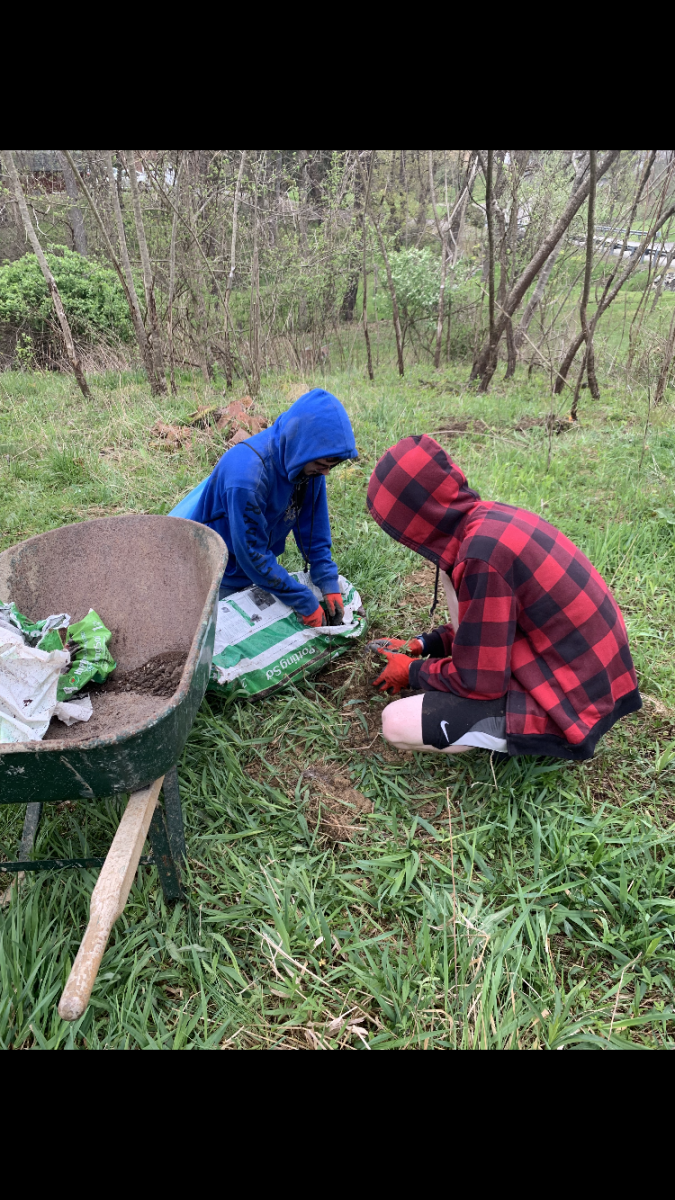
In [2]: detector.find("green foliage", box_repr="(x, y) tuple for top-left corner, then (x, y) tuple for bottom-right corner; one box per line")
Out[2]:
(388, 247), (441, 321)
(0, 250), (134, 345)
(623, 270), (652, 293)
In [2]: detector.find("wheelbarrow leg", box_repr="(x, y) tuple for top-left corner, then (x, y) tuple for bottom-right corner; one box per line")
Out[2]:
(19, 802), (43, 860)
(58, 776), (164, 1022)
(162, 767), (186, 865)
(148, 799), (184, 904)
(0, 802), (44, 906)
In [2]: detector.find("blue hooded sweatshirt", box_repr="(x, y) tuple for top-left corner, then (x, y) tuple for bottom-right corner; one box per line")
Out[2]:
(174, 389), (357, 615)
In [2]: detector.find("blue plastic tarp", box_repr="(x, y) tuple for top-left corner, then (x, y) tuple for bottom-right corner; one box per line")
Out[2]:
(168, 476), (209, 520)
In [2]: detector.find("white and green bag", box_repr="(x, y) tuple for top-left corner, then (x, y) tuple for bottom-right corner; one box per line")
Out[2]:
(208, 572), (367, 700)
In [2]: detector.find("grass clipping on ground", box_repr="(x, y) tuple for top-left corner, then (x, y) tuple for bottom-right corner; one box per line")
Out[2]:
(2, 364), (675, 1049)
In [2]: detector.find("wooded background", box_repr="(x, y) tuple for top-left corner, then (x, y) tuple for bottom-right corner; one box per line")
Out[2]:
(1, 150), (674, 408)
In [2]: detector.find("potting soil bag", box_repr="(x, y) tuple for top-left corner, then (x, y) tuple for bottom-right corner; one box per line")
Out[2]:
(57, 609), (116, 700)
(208, 572), (367, 700)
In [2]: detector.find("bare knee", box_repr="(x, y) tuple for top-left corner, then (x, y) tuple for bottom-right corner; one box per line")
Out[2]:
(381, 703), (404, 745)
(381, 697), (422, 748)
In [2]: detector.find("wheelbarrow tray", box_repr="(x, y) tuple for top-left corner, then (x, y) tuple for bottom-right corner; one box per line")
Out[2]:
(0, 515), (226, 805)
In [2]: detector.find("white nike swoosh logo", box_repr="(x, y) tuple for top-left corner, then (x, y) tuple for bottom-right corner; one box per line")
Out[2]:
(440, 720), (451, 744)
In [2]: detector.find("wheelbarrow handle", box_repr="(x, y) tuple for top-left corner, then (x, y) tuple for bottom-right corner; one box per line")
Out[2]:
(58, 776), (165, 1022)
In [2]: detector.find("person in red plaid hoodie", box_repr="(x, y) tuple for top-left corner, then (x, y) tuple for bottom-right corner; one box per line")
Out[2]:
(367, 435), (640, 760)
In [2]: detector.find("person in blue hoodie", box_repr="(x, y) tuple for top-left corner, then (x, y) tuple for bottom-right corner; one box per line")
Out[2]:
(170, 389), (358, 626)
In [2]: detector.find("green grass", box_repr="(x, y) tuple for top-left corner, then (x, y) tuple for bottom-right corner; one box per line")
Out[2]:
(2, 361), (675, 1048)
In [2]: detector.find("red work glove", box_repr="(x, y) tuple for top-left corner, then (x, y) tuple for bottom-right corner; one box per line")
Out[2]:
(372, 650), (411, 694)
(323, 592), (344, 621)
(368, 637), (424, 655)
(301, 605), (325, 627)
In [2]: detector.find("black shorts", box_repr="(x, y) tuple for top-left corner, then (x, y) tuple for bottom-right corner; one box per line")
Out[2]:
(421, 691), (507, 751)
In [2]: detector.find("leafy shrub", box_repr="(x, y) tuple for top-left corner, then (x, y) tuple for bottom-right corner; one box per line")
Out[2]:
(0, 249), (134, 350)
(388, 247), (441, 321)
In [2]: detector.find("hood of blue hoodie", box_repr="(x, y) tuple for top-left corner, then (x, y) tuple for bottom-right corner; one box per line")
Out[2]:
(270, 389), (358, 481)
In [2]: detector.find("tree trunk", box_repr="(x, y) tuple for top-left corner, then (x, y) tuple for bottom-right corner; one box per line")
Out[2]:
(472, 149), (621, 390)
(186, 152), (210, 385)
(167, 156), (180, 394)
(249, 170), (261, 395)
(650, 238), (675, 312)
(627, 159), (675, 370)
(58, 151), (87, 256)
(359, 153), (405, 376)
(61, 150), (159, 393)
(340, 274), (360, 322)
(371, 211), (405, 375)
(414, 150), (429, 246)
(449, 154), (478, 268)
(1, 150), (91, 399)
(486, 150), (496, 345)
(428, 150), (449, 369)
(99, 151), (160, 393)
(513, 153), (590, 355)
(224, 150), (247, 389)
(362, 154), (374, 381)
(125, 151), (167, 392)
(513, 240), (563, 350)
(554, 196), (675, 394)
(137, 151), (250, 393)
(340, 150), (364, 322)
(504, 319), (517, 378)
(476, 150), (497, 391)
(571, 149), (598, 418)
(297, 150), (309, 330)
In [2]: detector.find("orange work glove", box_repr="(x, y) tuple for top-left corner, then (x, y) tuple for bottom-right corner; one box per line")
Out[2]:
(301, 605), (325, 627)
(372, 650), (411, 694)
(323, 592), (344, 622)
(368, 637), (423, 655)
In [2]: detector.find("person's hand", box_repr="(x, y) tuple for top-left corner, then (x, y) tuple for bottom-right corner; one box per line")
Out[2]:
(301, 605), (325, 627)
(323, 592), (344, 622)
(367, 637), (424, 656)
(372, 650), (411, 694)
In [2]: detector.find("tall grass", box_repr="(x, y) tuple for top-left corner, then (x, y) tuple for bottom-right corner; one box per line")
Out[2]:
(1, 362), (675, 1048)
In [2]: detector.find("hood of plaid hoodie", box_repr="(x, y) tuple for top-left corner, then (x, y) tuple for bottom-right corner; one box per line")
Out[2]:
(367, 435), (482, 569)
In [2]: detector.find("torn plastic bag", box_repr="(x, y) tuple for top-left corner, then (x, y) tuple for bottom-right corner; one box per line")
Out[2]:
(0, 603), (70, 652)
(208, 572), (367, 700)
(0, 624), (91, 743)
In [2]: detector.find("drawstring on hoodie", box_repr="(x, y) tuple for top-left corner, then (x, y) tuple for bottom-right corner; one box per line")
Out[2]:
(294, 476), (316, 571)
(429, 562), (440, 621)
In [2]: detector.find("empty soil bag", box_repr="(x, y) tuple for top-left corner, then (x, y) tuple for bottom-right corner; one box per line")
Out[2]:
(209, 572), (367, 700)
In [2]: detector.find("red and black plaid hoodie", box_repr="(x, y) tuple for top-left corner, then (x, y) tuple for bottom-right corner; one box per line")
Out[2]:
(367, 435), (641, 759)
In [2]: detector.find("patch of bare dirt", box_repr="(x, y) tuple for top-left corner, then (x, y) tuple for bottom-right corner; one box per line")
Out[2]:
(302, 763), (373, 842)
(415, 799), (442, 822)
(436, 417), (489, 438)
(514, 415), (576, 435)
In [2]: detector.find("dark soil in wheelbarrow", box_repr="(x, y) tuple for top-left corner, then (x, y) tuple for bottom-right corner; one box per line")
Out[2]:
(43, 649), (189, 744)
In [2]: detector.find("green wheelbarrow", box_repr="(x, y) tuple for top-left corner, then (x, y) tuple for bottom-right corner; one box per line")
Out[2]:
(0, 514), (227, 1020)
